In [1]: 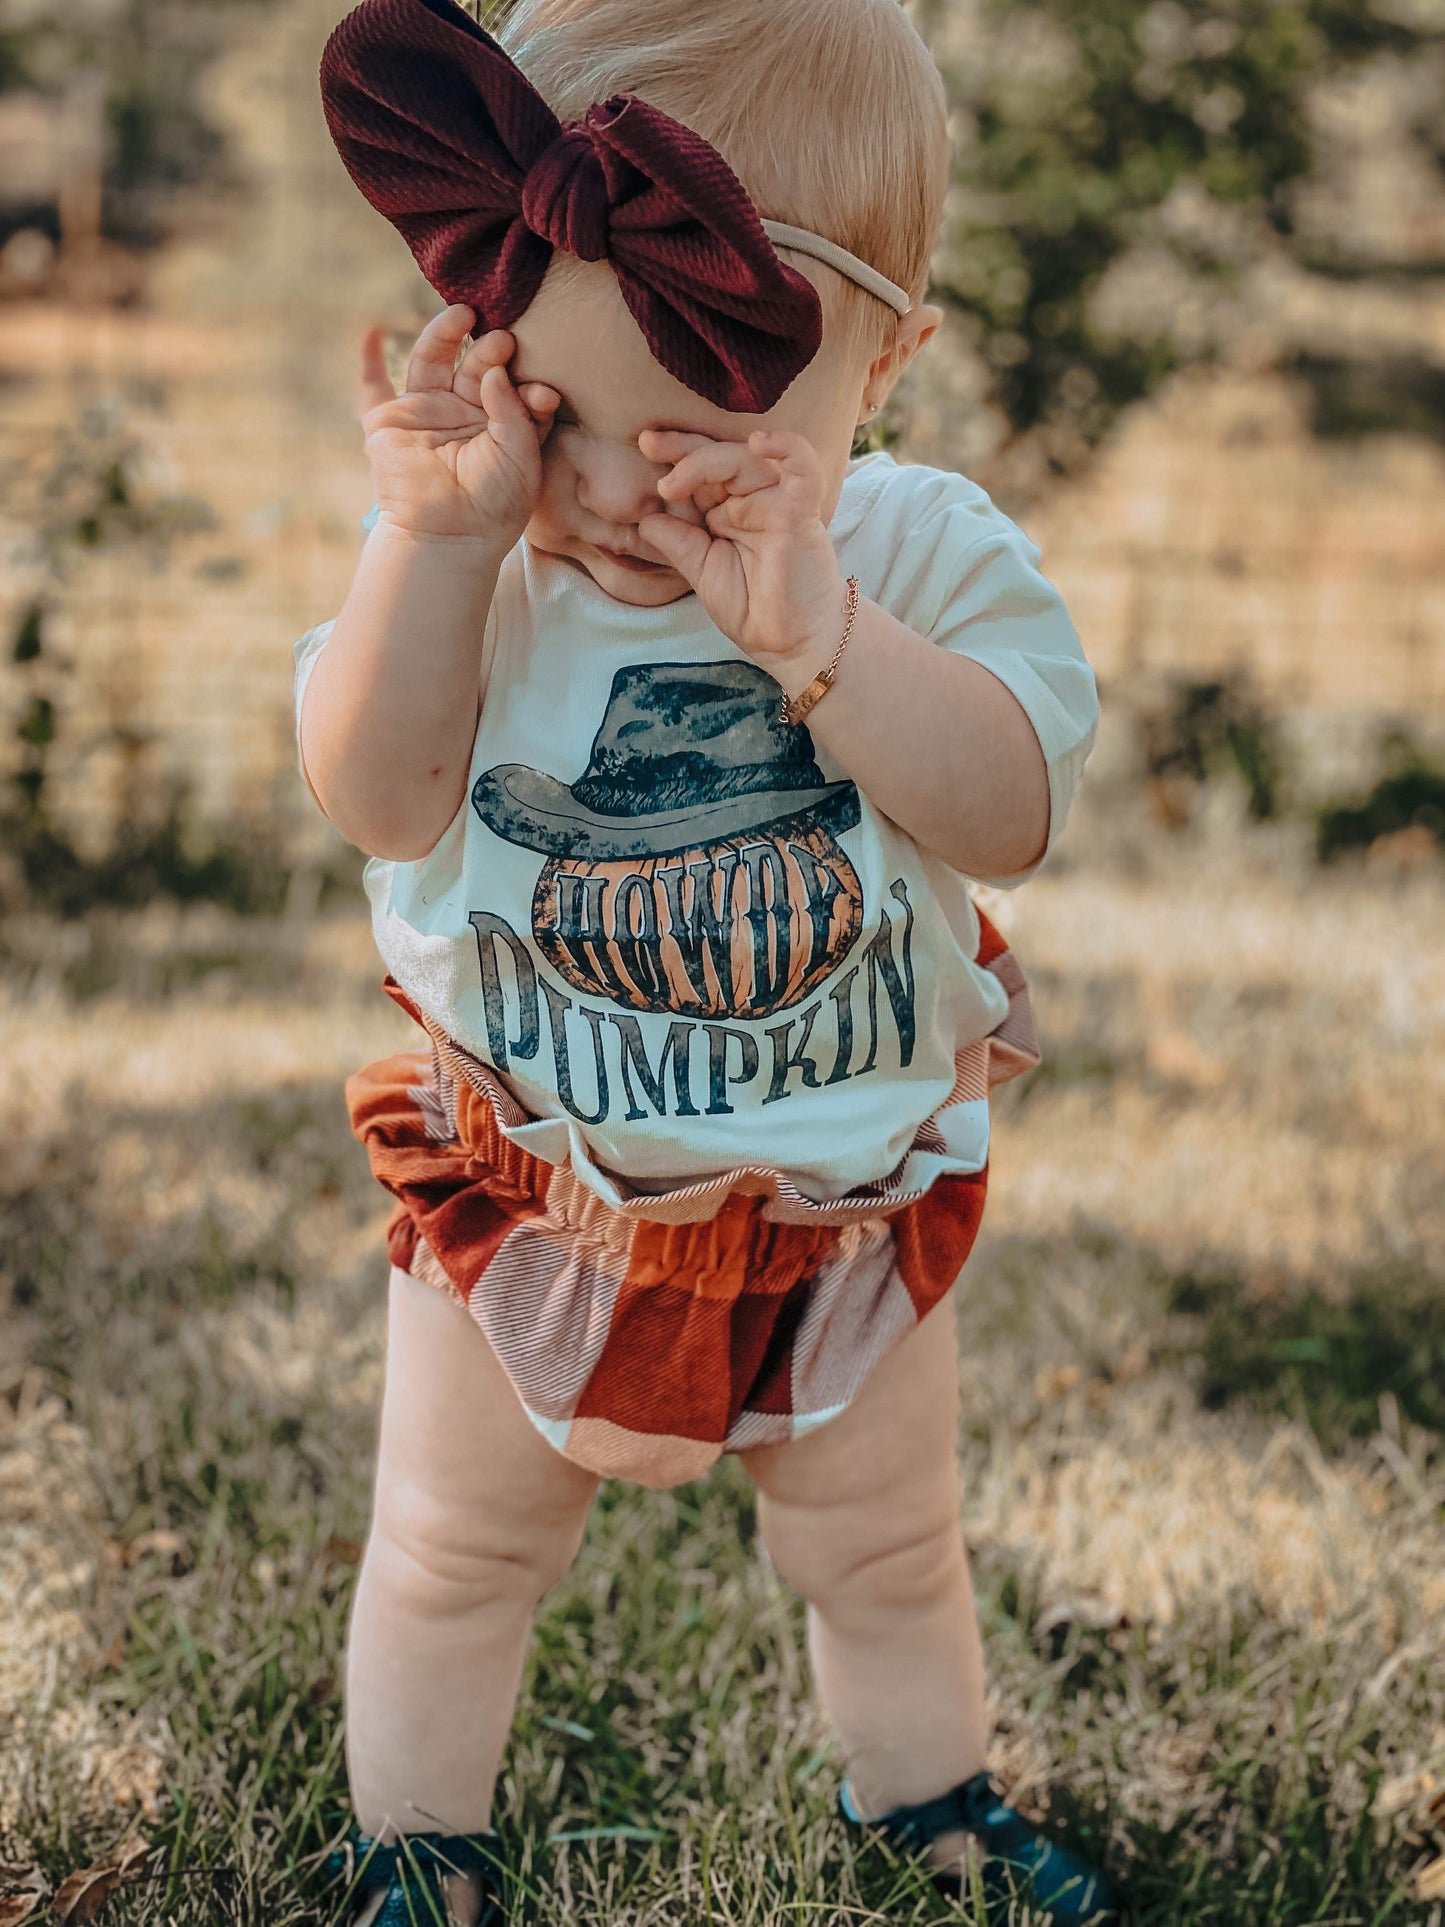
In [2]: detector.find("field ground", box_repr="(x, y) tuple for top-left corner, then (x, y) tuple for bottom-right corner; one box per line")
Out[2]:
(3, 1), (1445, 1918)
(3, 784), (1444, 1926)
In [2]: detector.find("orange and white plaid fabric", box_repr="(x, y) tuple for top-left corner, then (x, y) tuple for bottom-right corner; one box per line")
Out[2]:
(345, 909), (1037, 1487)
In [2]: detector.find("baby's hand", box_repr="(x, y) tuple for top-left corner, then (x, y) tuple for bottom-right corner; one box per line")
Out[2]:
(356, 305), (560, 549)
(637, 429), (846, 673)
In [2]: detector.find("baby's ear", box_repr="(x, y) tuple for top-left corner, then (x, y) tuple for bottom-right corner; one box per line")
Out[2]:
(864, 303), (942, 394)
(895, 302), (944, 369)
(860, 303), (943, 418)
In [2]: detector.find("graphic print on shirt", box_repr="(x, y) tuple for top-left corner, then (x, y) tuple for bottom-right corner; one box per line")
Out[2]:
(467, 659), (919, 1122)
(473, 659), (867, 1016)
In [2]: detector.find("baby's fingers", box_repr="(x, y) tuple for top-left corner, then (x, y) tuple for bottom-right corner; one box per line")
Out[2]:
(656, 439), (776, 502)
(453, 335), (557, 435)
(454, 328), (517, 408)
(748, 428), (822, 478)
(519, 382), (562, 437)
(638, 428), (713, 463)
(357, 325), (397, 416)
(747, 429), (825, 515)
(477, 358), (543, 465)
(405, 303), (478, 394)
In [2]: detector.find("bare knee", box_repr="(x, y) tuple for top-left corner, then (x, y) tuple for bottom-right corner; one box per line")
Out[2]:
(758, 1492), (965, 1629)
(367, 1480), (587, 1622)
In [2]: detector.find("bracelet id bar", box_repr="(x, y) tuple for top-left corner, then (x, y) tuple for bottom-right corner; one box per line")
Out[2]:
(780, 576), (861, 726)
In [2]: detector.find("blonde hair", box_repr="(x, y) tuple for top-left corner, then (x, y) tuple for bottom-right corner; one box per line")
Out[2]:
(495, 0), (950, 371)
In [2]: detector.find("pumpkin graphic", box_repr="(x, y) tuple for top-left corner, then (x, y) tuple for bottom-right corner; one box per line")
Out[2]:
(532, 819), (863, 1019)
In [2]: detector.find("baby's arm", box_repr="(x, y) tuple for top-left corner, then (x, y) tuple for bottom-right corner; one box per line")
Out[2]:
(639, 429), (1086, 884)
(300, 306), (559, 859)
(770, 599), (1052, 880)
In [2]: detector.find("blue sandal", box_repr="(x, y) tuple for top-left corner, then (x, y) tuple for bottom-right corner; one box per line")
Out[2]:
(840, 1770), (1124, 1923)
(326, 1827), (507, 1926)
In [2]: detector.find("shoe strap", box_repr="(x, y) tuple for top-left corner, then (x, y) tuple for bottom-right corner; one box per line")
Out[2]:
(327, 1828), (504, 1890)
(842, 1773), (1118, 1921)
(841, 1769), (1011, 1855)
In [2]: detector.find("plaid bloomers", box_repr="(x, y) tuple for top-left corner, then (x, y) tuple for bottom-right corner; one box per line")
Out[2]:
(345, 910), (1038, 1488)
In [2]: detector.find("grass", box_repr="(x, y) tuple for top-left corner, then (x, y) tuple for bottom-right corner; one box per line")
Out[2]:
(2, 797), (1444, 1924)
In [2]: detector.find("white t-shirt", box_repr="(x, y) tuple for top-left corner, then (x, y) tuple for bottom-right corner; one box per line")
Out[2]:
(293, 451), (1096, 1208)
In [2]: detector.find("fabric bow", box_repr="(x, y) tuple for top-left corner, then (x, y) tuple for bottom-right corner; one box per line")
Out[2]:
(320, 0), (825, 411)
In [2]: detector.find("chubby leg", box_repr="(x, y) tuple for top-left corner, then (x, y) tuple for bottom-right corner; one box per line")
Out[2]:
(739, 1297), (986, 1863)
(344, 1266), (599, 1910)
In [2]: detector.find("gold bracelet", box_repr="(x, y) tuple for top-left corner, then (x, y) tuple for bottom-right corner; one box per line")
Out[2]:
(779, 576), (861, 726)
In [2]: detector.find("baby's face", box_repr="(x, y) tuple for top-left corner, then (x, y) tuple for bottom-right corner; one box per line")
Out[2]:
(509, 257), (873, 607)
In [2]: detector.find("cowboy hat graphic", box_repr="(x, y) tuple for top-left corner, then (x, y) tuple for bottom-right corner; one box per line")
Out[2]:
(472, 658), (860, 861)
(471, 660), (865, 1021)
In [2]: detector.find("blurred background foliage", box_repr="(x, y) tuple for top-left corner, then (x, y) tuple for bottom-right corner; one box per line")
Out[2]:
(0, 0), (261, 255)
(0, 0), (1443, 916)
(3, 0), (1442, 443)
(919, 0), (1445, 475)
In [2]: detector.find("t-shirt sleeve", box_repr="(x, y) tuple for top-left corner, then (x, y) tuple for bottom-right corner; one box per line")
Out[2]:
(869, 465), (1097, 889)
(292, 618), (336, 812)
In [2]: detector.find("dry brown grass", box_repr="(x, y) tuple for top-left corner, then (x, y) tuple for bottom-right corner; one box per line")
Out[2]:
(3, 791), (1444, 1921)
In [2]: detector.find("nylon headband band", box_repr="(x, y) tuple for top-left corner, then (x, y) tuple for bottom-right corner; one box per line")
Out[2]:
(759, 219), (912, 315)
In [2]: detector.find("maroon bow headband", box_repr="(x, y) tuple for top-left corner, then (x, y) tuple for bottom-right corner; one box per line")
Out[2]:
(320, 0), (835, 411)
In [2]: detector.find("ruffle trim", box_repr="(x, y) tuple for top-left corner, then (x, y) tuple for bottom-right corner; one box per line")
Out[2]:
(380, 916), (1040, 1228)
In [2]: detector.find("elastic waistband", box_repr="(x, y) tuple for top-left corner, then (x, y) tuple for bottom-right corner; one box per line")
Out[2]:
(381, 975), (825, 1253)
(374, 970), (989, 1233)
(375, 977), (895, 1282)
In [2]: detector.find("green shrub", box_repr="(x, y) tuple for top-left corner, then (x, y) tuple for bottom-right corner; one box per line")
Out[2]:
(922, 0), (1435, 464)
(1139, 673), (1285, 821)
(1316, 755), (1445, 861)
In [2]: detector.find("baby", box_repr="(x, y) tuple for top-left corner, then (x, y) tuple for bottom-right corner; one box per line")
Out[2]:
(295, 0), (1120, 1920)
